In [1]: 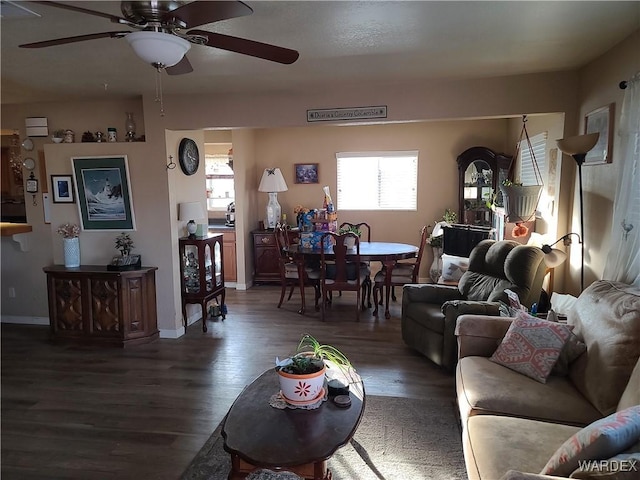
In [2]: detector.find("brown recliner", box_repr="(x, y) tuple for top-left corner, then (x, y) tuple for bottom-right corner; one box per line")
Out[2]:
(401, 239), (546, 370)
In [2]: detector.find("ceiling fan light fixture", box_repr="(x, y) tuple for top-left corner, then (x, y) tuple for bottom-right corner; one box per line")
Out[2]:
(125, 31), (190, 67)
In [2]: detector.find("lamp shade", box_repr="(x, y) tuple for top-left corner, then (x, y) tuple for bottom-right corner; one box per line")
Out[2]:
(178, 202), (205, 221)
(258, 168), (288, 192)
(125, 31), (191, 67)
(556, 133), (599, 156)
(542, 248), (567, 268)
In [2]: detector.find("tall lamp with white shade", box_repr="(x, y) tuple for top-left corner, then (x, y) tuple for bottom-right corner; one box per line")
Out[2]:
(556, 132), (599, 291)
(178, 202), (205, 239)
(258, 168), (288, 229)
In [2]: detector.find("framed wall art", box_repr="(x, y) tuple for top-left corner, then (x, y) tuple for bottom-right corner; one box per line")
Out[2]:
(71, 155), (136, 231)
(50, 175), (75, 203)
(584, 103), (614, 165)
(294, 163), (319, 184)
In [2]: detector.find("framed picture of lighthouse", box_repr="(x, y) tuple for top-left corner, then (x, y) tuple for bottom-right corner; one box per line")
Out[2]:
(71, 156), (136, 231)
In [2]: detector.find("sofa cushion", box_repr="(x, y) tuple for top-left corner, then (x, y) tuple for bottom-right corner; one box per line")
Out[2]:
(568, 281), (640, 416)
(617, 359), (640, 411)
(490, 312), (574, 383)
(441, 253), (469, 282)
(404, 302), (446, 334)
(457, 356), (602, 426)
(541, 406), (640, 477)
(552, 333), (587, 377)
(464, 414), (580, 480)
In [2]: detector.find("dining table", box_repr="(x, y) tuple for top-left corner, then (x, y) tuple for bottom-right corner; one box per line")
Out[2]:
(285, 241), (419, 319)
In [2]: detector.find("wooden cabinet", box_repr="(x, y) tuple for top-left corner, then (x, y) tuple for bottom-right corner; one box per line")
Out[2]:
(252, 229), (299, 283)
(209, 228), (237, 282)
(43, 265), (159, 347)
(179, 234), (225, 332)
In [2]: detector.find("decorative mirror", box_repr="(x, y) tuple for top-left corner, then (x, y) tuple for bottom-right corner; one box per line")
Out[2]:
(457, 146), (512, 227)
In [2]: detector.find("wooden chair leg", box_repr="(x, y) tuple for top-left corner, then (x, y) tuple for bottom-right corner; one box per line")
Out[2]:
(298, 277), (306, 315)
(391, 286), (397, 302)
(372, 284), (380, 316)
(287, 285), (295, 301)
(277, 282), (287, 308)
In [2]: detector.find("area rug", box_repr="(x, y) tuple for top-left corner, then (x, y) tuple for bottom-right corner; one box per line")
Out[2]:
(180, 395), (467, 480)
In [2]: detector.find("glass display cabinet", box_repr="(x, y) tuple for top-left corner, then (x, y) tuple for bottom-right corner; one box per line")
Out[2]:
(179, 233), (225, 332)
(457, 146), (512, 227)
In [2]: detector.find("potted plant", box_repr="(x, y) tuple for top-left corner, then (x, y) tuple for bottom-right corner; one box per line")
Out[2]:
(51, 130), (65, 143)
(499, 179), (542, 223)
(337, 224), (361, 249)
(275, 334), (354, 405)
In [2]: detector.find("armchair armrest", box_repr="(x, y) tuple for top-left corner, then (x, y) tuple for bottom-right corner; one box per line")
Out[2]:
(402, 283), (463, 305)
(500, 470), (569, 480)
(455, 313), (514, 359)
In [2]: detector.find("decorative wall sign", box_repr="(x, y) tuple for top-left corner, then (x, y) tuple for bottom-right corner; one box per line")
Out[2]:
(307, 106), (387, 123)
(294, 163), (319, 184)
(71, 155), (136, 231)
(584, 103), (614, 165)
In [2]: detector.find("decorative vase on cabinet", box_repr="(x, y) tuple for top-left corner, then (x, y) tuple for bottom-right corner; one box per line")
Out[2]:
(179, 234), (225, 332)
(63, 237), (80, 268)
(125, 112), (136, 141)
(429, 246), (443, 283)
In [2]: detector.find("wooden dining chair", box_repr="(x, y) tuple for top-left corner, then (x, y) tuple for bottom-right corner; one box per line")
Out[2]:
(372, 225), (428, 318)
(320, 232), (368, 322)
(338, 222), (372, 308)
(274, 225), (320, 315)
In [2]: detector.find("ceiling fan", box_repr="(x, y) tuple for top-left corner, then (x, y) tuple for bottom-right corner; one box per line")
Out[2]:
(19, 1), (300, 75)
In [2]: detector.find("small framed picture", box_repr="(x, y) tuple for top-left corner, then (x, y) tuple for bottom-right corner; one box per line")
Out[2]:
(584, 103), (614, 165)
(51, 175), (75, 203)
(294, 163), (319, 184)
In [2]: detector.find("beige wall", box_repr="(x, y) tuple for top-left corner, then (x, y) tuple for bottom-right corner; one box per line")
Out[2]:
(2, 30), (638, 333)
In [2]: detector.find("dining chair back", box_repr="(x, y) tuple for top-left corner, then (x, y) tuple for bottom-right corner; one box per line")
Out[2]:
(372, 225), (429, 317)
(338, 222), (372, 308)
(274, 225), (320, 315)
(320, 232), (368, 321)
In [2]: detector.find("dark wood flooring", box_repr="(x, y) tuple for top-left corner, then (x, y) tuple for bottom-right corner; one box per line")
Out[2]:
(1, 286), (455, 480)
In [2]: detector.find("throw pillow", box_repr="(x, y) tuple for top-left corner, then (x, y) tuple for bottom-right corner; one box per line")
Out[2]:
(489, 311), (574, 383)
(541, 405), (640, 477)
(569, 451), (640, 479)
(552, 332), (587, 376)
(440, 254), (469, 282)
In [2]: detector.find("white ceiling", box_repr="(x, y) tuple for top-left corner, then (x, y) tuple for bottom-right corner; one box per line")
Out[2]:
(1, 1), (639, 105)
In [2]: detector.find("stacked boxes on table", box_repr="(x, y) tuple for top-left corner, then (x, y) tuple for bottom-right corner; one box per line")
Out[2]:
(299, 209), (338, 250)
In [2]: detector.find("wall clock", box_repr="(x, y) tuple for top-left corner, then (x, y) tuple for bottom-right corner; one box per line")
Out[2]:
(178, 138), (199, 176)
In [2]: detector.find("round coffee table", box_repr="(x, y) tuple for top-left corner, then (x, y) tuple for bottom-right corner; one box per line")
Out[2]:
(222, 368), (365, 479)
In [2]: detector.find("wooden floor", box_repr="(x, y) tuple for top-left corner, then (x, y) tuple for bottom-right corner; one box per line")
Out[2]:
(1, 285), (455, 480)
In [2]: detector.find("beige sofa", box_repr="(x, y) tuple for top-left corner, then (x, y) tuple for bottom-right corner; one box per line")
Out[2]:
(454, 280), (640, 480)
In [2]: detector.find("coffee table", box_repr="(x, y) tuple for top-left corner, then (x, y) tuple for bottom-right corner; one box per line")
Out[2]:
(222, 368), (365, 479)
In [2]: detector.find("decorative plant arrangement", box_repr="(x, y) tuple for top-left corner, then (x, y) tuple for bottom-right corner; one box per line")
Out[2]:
(337, 224), (362, 237)
(57, 223), (80, 238)
(275, 334), (354, 406)
(52, 130), (65, 143)
(114, 232), (135, 256)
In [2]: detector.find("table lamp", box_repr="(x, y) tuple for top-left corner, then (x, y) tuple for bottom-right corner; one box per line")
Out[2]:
(556, 133), (599, 291)
(178, 202), (205, 238)
(258, 168), (288, 229)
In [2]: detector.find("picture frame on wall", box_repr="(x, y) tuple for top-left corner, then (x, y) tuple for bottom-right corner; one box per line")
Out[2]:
(294, 163), (319, 184)
(584, 103), (614, 165)
(71, 155), (136, 231)
(50, 175), (75, 203)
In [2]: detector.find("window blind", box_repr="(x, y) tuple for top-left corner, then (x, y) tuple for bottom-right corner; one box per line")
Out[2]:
(519, 132), (547, 186)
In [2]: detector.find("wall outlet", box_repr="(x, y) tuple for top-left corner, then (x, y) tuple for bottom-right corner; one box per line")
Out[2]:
(8, 287), (16, 298)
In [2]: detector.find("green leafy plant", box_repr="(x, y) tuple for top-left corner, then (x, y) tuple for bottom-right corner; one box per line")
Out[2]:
(52, 129), (65, 138)
(115, 232), (135, 256)
(502, 179), (523, 187)
(276, 333), (353, 375)
(442, 209), (457, 224)
(338, 224), (361, 237)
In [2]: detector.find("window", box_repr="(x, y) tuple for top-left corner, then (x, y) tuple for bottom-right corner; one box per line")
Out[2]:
(519, 132), (547, 186)
(336, 151), (418, 210)
(205, 154), (234, 211)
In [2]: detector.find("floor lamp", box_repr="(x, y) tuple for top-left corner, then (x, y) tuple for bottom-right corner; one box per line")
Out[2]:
(556, 133), (599, 291)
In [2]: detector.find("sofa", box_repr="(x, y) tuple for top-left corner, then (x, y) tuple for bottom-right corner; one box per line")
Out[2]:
(402, 239), (547, 370)
(455, 280), (640, 480)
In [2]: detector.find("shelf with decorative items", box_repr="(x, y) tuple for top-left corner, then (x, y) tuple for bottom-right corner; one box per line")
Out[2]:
(179, 233), (225, 332)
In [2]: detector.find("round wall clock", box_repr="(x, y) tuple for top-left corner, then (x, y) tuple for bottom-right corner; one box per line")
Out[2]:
(178, 138), (199, 176)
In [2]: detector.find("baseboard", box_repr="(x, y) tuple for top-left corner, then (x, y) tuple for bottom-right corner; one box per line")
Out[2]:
(1, 315), (49, 325)
(159, 327), (184, 338)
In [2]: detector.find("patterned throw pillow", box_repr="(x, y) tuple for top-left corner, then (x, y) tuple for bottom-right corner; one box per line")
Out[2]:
(552, 332), (587, 376)
(541, 406), (640, 477)
(489, 311), (574, 383)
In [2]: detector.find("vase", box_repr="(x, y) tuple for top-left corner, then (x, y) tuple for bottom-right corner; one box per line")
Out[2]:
(429, 246), (443, 283)
(124, 112), (136, 141)
(63, 237), (80, 268)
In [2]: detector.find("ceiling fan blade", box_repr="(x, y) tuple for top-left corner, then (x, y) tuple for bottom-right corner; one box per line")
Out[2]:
(165, 56), (193, 75)
(19, 31), (129, 48)
(188, 30), (299, 65)
(169, 1), (253, 29)
(27, 1), (128, 24)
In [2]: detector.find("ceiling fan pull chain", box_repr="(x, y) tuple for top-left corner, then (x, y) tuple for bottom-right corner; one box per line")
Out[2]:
(155, 66), (165, 117)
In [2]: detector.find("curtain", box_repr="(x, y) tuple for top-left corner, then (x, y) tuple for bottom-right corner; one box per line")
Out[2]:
(603, 72), (640, 286)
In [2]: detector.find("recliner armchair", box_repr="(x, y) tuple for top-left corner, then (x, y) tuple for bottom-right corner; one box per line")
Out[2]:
(401, 239), (546, 371)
